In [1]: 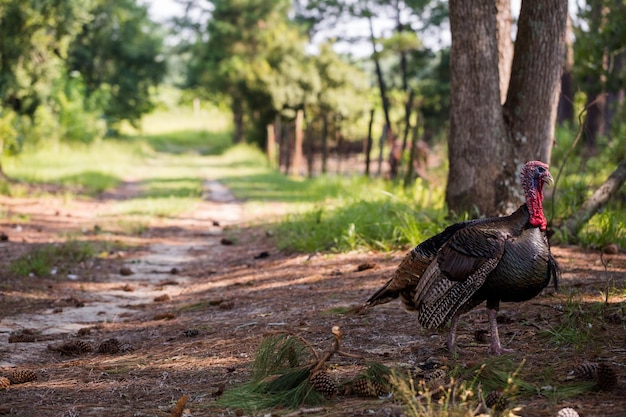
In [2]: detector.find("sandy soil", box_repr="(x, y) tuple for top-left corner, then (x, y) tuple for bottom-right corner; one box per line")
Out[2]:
(0, 180), (625, 417)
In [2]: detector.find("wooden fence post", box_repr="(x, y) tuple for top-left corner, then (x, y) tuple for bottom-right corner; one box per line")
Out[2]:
(292, 109), (304, 176)
(266, 123), (276, 167)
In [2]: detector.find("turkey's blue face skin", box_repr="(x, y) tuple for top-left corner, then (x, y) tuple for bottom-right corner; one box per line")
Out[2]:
(526, 162), (552, 196)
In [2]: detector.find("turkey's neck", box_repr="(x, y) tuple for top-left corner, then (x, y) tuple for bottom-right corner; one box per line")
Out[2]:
(525, 184), (546, 231)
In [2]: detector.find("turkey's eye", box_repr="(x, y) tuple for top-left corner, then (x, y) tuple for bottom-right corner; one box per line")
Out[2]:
(535, 166), (545, 176)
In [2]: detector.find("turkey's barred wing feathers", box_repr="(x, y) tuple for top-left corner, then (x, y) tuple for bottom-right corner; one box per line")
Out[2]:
(416, 254), (502, 329)
(438, 227), (508, 282)
(413, 226), (508, 329)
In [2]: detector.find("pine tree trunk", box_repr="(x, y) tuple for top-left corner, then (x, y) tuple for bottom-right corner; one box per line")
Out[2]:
(501, 0), (567, 210)
(446, 0), (507, 216)
(365, 109), (374, 177)
(557, 13), (575, 126)
(446, 0), (567, 217)
(232, 98), (244, 144)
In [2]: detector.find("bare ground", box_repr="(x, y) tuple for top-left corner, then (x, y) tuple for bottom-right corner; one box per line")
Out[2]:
(0, 180), (625, 417)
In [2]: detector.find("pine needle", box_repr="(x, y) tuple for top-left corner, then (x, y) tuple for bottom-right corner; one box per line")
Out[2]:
(252, 334), (316, 381)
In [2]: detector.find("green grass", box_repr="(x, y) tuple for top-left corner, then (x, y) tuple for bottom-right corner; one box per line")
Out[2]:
(2, 107), (624, 253)
(271, 178), (447, 253)
(9, 240), (95, 278)
(538, 293), (610, 351)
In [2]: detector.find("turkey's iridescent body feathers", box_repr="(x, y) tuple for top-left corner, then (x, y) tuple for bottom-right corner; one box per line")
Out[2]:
(365, 161), (560, 354)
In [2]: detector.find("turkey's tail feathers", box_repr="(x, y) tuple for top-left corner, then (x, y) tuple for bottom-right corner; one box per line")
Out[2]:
(364, 250), (429, 308)
(548, 254), (560, 292)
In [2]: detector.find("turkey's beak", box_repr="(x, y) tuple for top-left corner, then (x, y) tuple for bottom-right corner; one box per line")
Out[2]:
(544, 171), (554, 186)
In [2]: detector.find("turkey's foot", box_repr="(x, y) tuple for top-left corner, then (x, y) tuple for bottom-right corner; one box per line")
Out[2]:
(488, 342), (514, 355)
(487, 308), (514, 355)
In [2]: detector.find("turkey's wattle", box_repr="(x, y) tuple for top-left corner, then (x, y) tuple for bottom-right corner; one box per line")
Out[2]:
(365, 161), (560, 355)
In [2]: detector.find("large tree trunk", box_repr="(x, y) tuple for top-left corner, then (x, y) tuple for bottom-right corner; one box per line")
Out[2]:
(446, 0), (567, 217)
(446, 0), (507, 216)
(501, 0), (567, 210)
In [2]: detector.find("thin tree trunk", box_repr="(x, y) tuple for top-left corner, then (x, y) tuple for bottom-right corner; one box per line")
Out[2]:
(404, 111), (420, 186)
(365, 109), (374, 177)
(292, 109), (304, 177)
(368, 16), (393, 175)
(368, 16), (391, 132)
(557, 12), (575, 125)
(232, 98), (244, 144)
(336, 117), (343, 175)
(401, 89), (415, 154)
(305, 118), (315, 178)
(497, 0), (513, 105)
(377, 125), (387, 177)
(321, 113), (328, 174)
(559, 160), (626, 237)
(266, 123), (276, 167)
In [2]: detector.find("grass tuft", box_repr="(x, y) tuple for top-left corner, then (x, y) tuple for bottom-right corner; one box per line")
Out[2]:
(9, 240), (95, 278)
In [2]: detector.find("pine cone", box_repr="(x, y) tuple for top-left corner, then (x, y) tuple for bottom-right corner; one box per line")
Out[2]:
(98, 338), (120, 354)
(556, 407), (580, 417)
(596, 363), (618, 391)
(0, 376), (10, 390)
(350, 376), (388, 397)
(9, 370), (37, 384)
(75, 340), (94, 353)
(569, 361), (598, 380)
(309, 370), (338, 399)
(423, 369), (447, 389)
(485, 390), (508, 411)
(119, 342), (134, 353)
(51, 340), (93, 355)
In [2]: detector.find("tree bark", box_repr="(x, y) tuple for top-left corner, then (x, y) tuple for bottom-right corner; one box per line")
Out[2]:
(365, 109), (374, 177)
(446, 0), (507, 216)
(232, 98), (244, 144)
(496, 0), (513, 105)
(321, 113), (328, 174)
(447, 0), (567, 216)
(559, 160), (626, 237)
(557, 12), (575, 125)
(292, 109), (304, 176)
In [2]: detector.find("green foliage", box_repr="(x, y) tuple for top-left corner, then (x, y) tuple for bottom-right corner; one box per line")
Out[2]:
(0, 0), (90, 118)
(549, 126), (626, 248)
(273, 179), (446, 253)
(67, 0), (167, 131)
(9, 240), (94, 278)
(217, 334), (324, 411)
(539, 293), (608, 351)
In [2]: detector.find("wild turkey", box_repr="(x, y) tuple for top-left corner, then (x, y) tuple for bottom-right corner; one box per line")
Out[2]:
(365, 161), (560, 355)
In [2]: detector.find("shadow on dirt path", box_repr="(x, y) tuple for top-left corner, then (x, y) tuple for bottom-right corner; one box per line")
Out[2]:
(0, 179), (243, 368)
(1, 178), (626, 417)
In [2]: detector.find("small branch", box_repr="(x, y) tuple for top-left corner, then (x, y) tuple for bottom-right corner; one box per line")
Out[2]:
(311, 326), (342, 374)
(558, 159), (626, 237)
(283, 407), (326, 417)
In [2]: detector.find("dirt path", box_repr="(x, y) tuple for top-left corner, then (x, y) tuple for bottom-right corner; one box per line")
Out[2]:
(1, 180), (625, 417)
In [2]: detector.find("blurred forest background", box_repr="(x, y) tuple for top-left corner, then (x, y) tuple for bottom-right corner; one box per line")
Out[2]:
(0, 0), (624, 248)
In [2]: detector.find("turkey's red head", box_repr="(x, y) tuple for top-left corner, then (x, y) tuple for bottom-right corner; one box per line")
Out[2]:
(521, 160), (552, 231)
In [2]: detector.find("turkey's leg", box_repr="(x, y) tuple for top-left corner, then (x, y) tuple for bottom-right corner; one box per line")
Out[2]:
(488, 308), (513, 355)
(446, 312), (461, 352)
